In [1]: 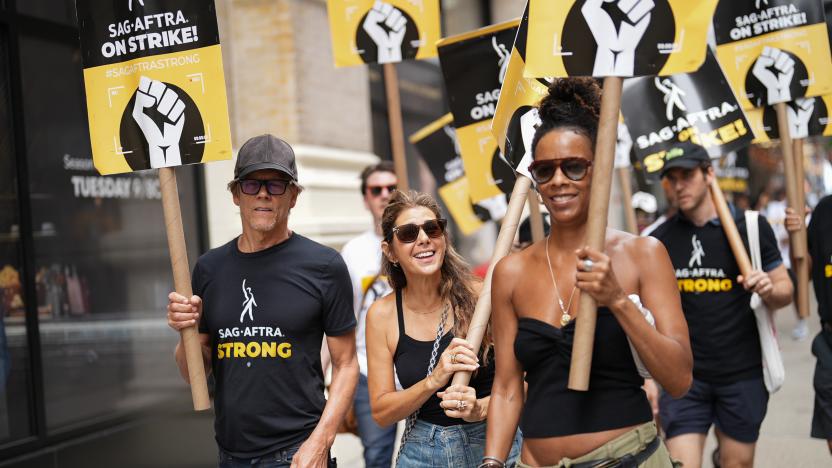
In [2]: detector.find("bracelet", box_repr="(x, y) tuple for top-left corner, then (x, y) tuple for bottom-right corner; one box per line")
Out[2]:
(477, 456), (506, 468)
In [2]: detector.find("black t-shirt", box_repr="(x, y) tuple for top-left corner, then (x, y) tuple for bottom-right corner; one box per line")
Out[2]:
(194, 234), (356, 457)
(809, 195), (832, 324)
(651, 207), (782, 384)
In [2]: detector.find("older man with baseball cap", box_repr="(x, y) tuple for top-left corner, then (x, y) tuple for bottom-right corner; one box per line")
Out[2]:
(167, 134), (358, 467)
(649, 141), (792, 468)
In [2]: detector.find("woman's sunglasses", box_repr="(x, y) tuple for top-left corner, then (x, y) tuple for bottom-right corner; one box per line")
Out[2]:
(527, 158), (592, 184)
(367, 185), (397, 197)
(389, 219), (447, 243)
(238, 179), (291, 196)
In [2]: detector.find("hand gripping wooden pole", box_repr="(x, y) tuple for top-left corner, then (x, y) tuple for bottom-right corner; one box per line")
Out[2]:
(793, 138), (810, 319)
(452, 176), (533, 387)
(568, 77), (622, 391)
(617, 167), (638, 235)
(528, 191), (545, 242)
(774, 103), (806, 259)
(708, 177), (752, 279)
(383, 63), (410, 191)
(159, 167), (211, 411)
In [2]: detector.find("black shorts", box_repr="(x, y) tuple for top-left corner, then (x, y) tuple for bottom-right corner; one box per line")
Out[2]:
(660, 377), (769, 443)
(811, 331), (832, 440)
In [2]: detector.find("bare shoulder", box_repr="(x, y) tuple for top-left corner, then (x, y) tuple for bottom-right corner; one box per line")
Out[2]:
(493, 245), (533, 281)
(366, 293), (396, 329)
(606, 228), (666, 261)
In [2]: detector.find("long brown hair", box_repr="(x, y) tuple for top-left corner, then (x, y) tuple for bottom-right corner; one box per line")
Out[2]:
(380, 190), (492, 360)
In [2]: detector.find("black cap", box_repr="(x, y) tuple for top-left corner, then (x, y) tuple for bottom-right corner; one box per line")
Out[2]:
(234, 135), (298, 181)
(660, 141), (710, 178)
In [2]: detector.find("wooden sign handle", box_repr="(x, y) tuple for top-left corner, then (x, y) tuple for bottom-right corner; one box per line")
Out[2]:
(452, 176), (532, 386)
(383, 63), (409, 191)
(774, 102), (806, 259)
(528, 191), (545, 242)
(793, 138), (810, 319)
(568, 77), (622, 391)
(708, 177), (752, 279)
(159, 167), (211, 411)
(617, 167), (638, 235)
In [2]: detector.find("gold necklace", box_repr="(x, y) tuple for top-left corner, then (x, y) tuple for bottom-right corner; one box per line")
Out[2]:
(545, 235), (577, 327)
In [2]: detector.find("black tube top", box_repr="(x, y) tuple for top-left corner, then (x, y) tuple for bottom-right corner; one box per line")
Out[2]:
(393, 289), (495, 426)
(514, 308), (651, 438)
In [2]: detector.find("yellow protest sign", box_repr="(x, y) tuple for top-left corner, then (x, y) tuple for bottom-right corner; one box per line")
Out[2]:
(77, 0), (232, 176)
(713, 0), (832, 108)
(746, 94), (832, 143)
(491, 5), (550, 181)
(327, 0), (441, 67)
(525, 0), (717, 78)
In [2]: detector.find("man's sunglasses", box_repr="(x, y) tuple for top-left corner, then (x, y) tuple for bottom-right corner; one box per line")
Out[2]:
(367, 185), (397, 197)
(238, 179), (292, 196)
(389, 219), (447, 243)
(527, 158), (593, 184)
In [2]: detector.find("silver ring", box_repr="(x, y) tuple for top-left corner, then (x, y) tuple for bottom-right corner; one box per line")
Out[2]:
(457, 400), (467, 410)
(583, 259), (594, 272)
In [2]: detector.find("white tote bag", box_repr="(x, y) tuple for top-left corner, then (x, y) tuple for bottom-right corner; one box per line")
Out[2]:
(745, 210), (785, 393)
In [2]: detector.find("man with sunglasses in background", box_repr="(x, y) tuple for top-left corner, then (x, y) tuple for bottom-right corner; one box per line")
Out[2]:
(166, 134), (358, 467)
(649, 141), (792, 468)
(337, 161), (398, 468)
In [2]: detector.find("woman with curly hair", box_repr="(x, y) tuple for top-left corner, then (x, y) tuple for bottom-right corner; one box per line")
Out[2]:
(365, 190), (521, 467)
(481, 78), (693, 468)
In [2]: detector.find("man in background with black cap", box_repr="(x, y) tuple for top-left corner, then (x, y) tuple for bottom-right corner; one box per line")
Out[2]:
(649, 141), (792, 468)
(166, 134), (358, 467)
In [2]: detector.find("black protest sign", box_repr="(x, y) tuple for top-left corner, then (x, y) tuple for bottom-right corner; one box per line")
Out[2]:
(714, 0), (832, 108)
(715, 150), (751, 194)
(76, 0), (232, 175)
(437, 21), (519, 203)
(621, 49), (753, 180)
(410, 114), (494, 233)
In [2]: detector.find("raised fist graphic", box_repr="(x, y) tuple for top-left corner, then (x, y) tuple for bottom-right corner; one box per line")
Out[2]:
(582, 0), (655, 76)
(787, 97), (815, 139)
(363, 1), (407, 64)
(132, 76), (185, 168)
(752, 46), (794, 105)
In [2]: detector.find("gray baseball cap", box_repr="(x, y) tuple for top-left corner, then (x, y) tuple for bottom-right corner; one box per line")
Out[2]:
(234, 134), (298, 181)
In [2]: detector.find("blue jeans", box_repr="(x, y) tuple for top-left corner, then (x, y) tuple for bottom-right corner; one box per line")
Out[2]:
(355, 373), (397, 467)
(217, 444), (336, 467)
(397, 419), (522, 468)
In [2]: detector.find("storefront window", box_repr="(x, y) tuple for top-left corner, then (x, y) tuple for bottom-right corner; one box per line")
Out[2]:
(0, 29), (34, 445)
(18, 34), (201, 431)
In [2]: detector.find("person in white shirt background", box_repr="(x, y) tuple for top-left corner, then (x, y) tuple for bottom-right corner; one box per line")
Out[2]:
(338, 161), (399, 468)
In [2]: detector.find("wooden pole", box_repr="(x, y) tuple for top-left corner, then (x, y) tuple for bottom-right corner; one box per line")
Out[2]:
(528, 191), (545, 242)
(793, 138), (810, 319)
(383, 63), (409, 191)
(617, 167), (638, 235)
(452, 176), (532, 386)
(774, 103), (806, 259)
(568, 77), (622, 391)
(159, 167), (211, 411)
(708, 177), (752, 278)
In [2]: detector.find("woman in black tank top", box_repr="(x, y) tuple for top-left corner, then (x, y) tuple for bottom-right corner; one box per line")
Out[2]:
(365, 190), (521, 467)
(482, 78), (692, 468)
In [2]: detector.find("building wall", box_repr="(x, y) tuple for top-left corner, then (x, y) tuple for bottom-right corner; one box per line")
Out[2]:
(206, 0), (379, 250)
(491, 0), (525, 23)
